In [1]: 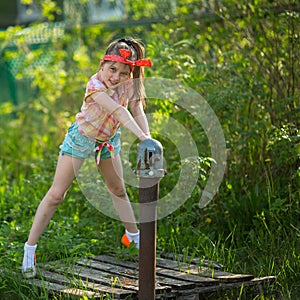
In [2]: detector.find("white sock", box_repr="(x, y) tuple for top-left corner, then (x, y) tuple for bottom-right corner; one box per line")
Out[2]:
(22, 242), (37, 270)
(126, 229), (140, 249)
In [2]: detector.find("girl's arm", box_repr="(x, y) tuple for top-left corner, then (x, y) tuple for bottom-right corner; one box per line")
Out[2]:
(90, 92), (149, 141)
(129, 99), (151, 138)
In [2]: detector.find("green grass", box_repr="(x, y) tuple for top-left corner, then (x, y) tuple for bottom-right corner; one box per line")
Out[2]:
(0, 106), (299, 300)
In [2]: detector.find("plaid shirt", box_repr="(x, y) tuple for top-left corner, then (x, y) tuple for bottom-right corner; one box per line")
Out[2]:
(76, 73), (132, 141)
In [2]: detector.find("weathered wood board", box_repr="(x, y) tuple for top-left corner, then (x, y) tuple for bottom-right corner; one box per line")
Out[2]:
(22, 254), (276, 299)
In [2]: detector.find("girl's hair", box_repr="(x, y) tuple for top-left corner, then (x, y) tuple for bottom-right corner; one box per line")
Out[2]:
(104, 38), (146, 106)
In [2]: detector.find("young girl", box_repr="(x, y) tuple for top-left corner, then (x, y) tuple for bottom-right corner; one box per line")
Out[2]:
(22, 38), (152, 278)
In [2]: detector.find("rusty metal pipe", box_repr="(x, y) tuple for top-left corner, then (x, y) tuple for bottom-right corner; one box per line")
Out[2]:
(138, 178), (159, 299)
(135, 139), (164, 300)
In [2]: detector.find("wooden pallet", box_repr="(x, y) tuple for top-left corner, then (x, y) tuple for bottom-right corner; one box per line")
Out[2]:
(23, 254), (276, 299)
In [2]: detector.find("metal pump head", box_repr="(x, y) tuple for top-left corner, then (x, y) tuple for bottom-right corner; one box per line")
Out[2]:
(135, 138), (164, 178)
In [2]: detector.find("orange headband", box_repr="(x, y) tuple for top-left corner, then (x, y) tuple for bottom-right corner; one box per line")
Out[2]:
(102, 49), (152, 70)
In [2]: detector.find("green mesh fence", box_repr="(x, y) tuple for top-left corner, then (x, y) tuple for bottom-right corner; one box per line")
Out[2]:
(1, 22), (65, 104)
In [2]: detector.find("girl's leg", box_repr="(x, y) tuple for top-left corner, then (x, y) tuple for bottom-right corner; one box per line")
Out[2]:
(27, 154), (84, 245)
(99, 154), (138, 234)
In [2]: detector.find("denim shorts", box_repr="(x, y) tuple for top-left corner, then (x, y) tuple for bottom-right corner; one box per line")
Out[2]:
(59, 122), (121, 161)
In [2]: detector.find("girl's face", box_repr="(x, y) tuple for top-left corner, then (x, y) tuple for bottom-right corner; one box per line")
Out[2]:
(99, 61), (131, 88)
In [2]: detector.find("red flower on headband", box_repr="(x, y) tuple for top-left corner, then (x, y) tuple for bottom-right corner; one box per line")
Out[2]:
(102, 49), (152, 69)
(119, 49), (131, 60)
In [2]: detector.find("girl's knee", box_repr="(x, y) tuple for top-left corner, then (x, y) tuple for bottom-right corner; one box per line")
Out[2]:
(45, 188), (66, 207)
(108, 186), (127, 199)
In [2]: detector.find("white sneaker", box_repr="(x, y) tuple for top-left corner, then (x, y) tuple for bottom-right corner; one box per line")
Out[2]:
(22, 252), (37, 278)
(121, 230), (140, 249)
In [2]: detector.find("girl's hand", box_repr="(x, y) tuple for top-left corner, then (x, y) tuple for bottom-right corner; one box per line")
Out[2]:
(139, 133), (151, 142)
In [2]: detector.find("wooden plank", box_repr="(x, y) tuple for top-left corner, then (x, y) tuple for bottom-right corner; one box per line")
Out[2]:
(24, 278), (101, 299)
(95, 255), (253, 283)
(77, 257), (194, 291)
(44, 260), (173, 299)
(159, 252), (224, 269)
(155, 266), (218, 286)
(92, 255), (139, 268)
(251, 276), (276, 284)
(155, 257), (254, 283)
(192, 275), (277, 294)
(89, 256), (218, 287)
(25, 255), (275, 299)
(161, 275), (276, 299)
(38, 269), (136, 299)
(43, 260), (139, 291)
(90, 256), (208, 289)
